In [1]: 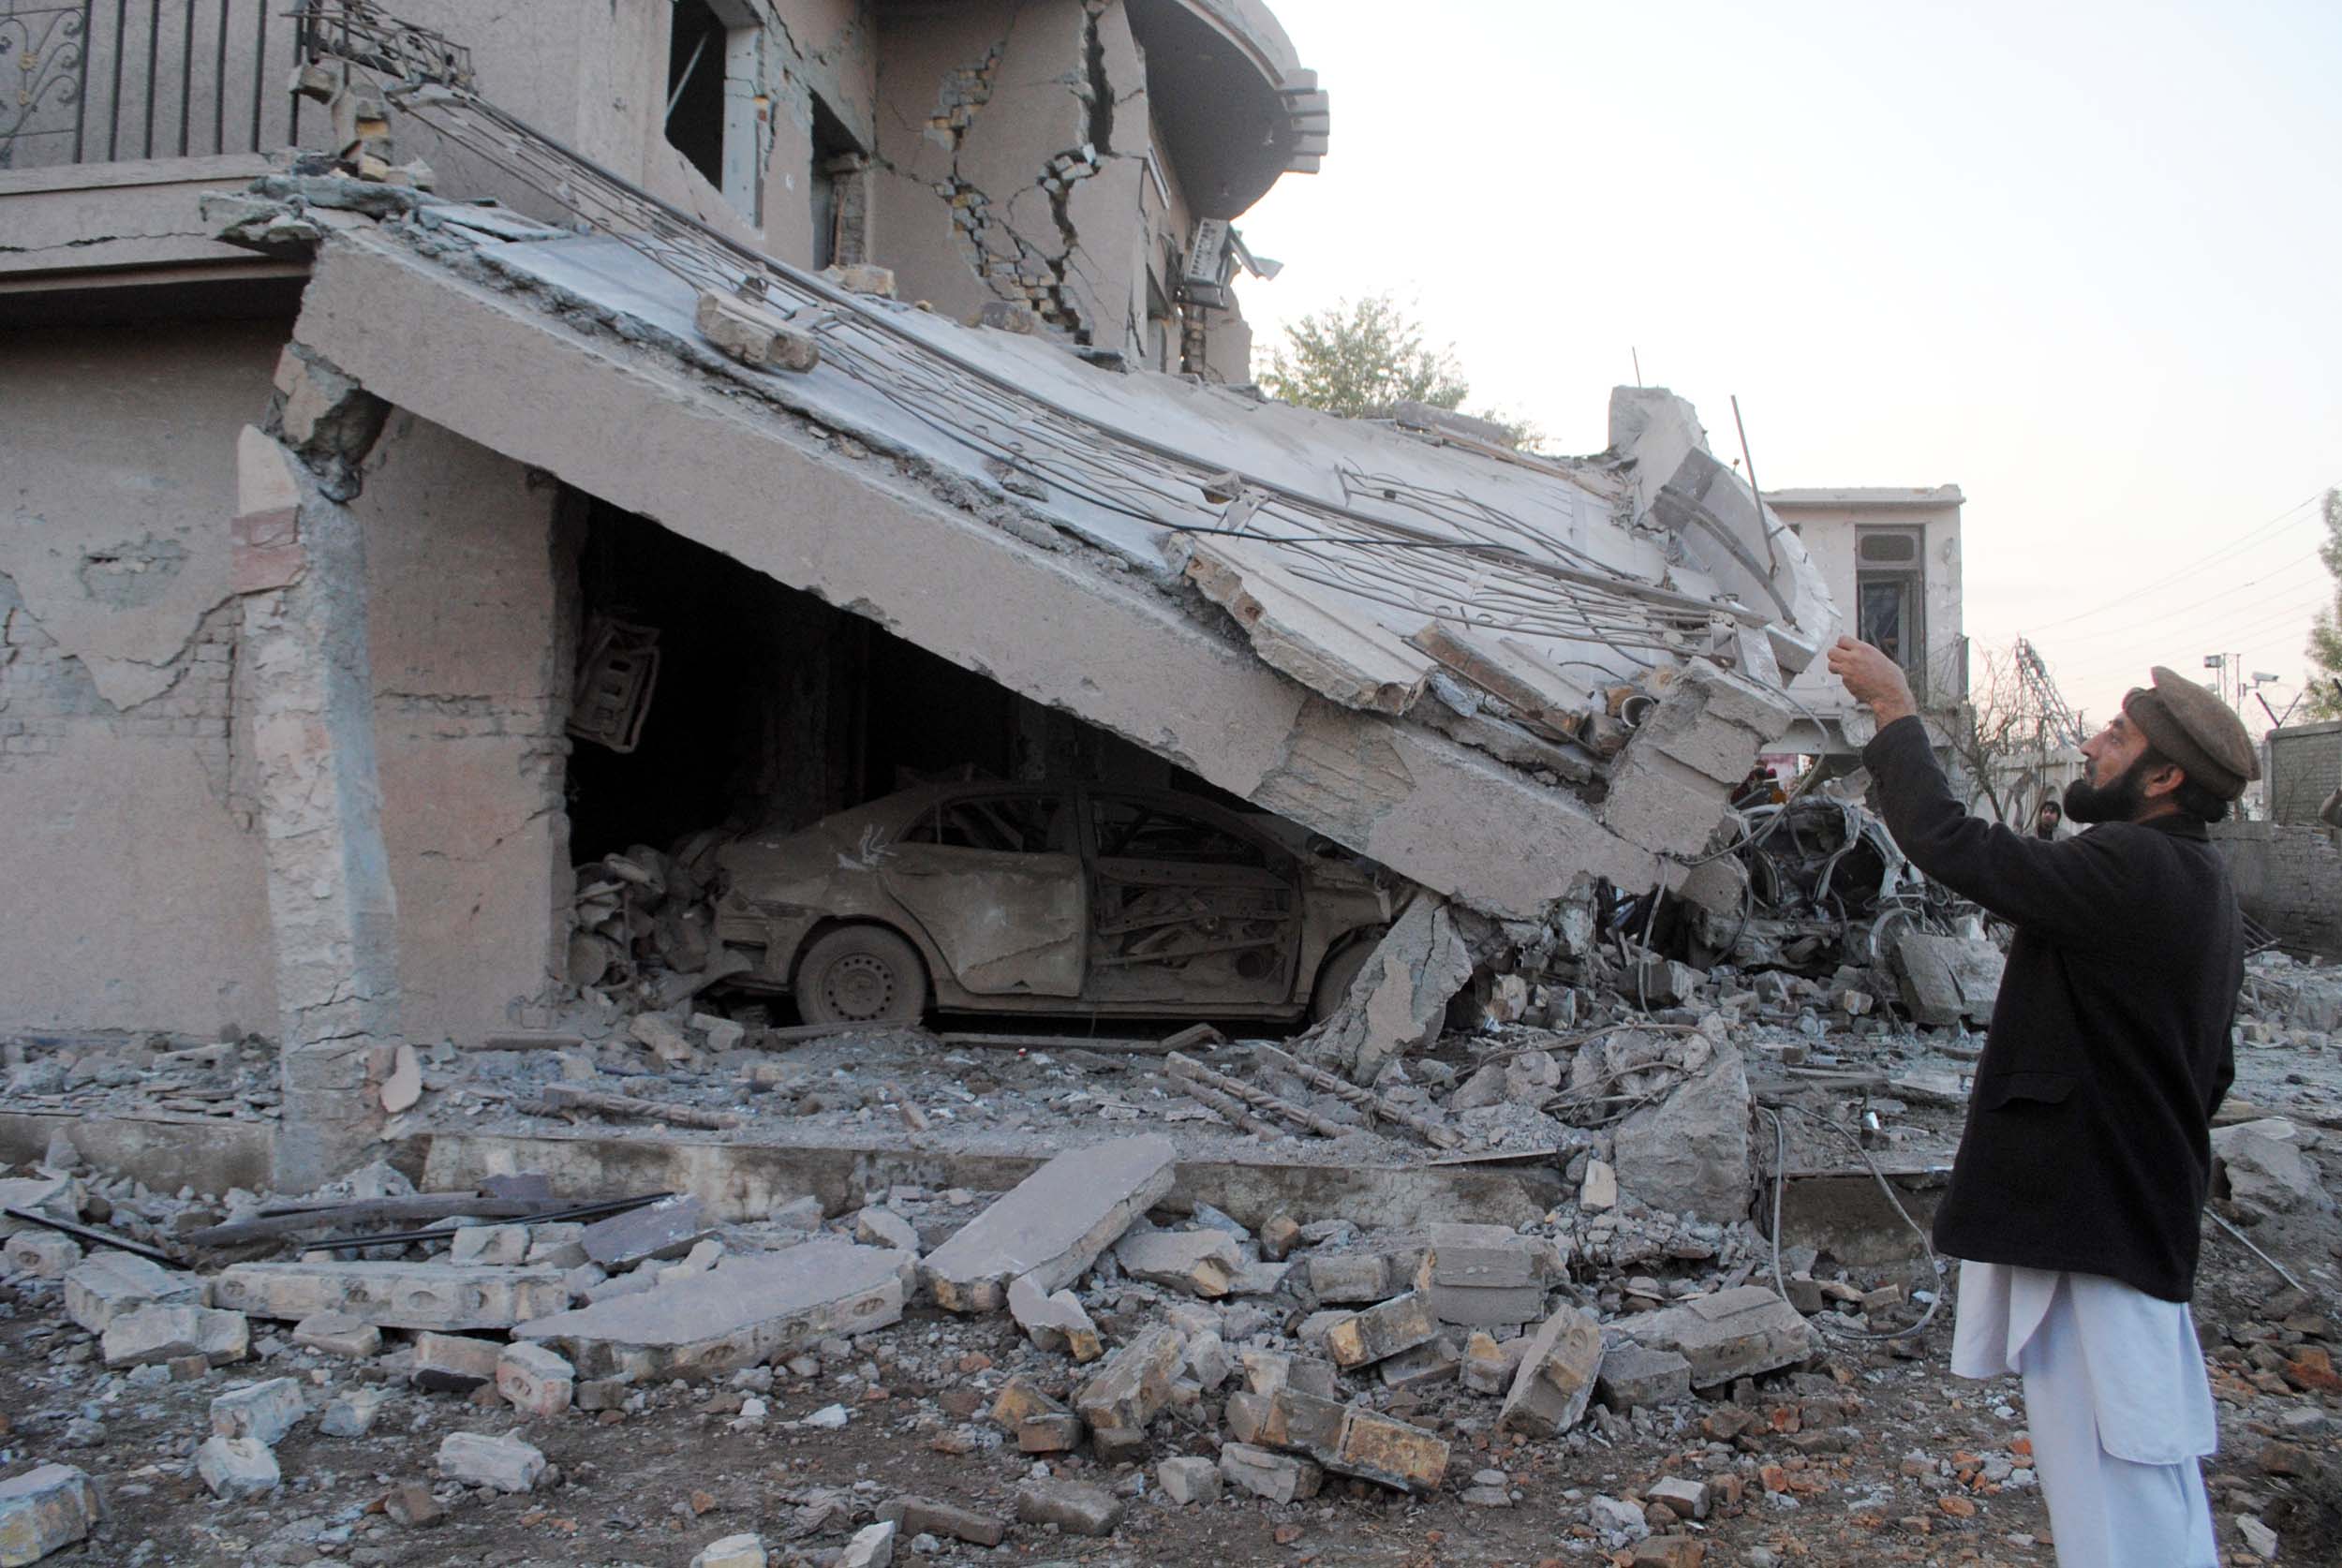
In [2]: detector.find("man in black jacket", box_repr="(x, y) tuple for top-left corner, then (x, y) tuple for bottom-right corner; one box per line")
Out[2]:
(1828, 636), (2255, 1568)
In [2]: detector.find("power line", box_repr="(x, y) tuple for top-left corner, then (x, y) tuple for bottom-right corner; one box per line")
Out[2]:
(2024, 486), (2334, 633)
(2038, 550), (2327, 644)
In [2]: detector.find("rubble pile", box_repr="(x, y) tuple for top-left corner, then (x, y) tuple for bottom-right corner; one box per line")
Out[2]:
(566, 838), (738, 1013)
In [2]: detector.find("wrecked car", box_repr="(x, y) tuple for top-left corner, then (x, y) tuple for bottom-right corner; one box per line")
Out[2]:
(708, 783), (1399, 1025)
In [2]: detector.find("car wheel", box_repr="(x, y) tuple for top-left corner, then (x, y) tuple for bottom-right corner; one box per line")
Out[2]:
(796, 925), (928, 1025)
(1309, 927), (1386, 1023)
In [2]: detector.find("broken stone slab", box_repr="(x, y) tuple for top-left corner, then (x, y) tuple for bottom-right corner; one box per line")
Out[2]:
(1378, 1334), (1461, 1389)
(319, 1385), (390, 1438)
(853, 1207), (920, 1253)
(920, 1136), (1176, 1312)
(1324, 1292), (1439, 1369)
(196, 1435), (279, 1498)
(210, 1378), (307, 1445)
(878, 1497), (1006, 1548)
(437, 1431), (546, 1493)
(414, 1332), (502, 1392)
(64, 1252), (207, 1334)
(0, 1176), (81, 1240)
(1239, 1349), (1338, 1399)
(1595, 1341), (1694, 1413)
(1610, 1039), (1752, 1225)
(1614, 1286), (1819, 1388)
(1219, 1442), (1323, 1503)
(1014, 1479), (1120, 1536)
(1007, 1273), (1104, 1362)
(1227, 1387), (1450, 1493)
(212, 1259), (569, 1332)
(449, 1223), (528, 1265)
(512, 1237), (909, 1381)
(838, 1520), (897, 1568)
(1073, 1324), (1183, 1431)
(1580, 1158), (1620, 1212)
(0, 1463), (103, 1563)
(1115, 1230), (1241, 1297)
(292, 1310), (382, 1359)
(1306, 1253), (1389, 1305)
(581, 1194), (713, 1268)
(497, 1342), (575, 1416)
(1497, 1305), (1605, 1437)
(101, 1305), (249, 1368)
(1649, 1475), (1712, 1521)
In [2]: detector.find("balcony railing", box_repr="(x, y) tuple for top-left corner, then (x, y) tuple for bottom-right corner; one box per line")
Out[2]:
(2, 0), (304, 171)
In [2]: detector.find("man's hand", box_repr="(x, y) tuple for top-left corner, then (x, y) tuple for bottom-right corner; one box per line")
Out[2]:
(1827, 636), (1918, 727)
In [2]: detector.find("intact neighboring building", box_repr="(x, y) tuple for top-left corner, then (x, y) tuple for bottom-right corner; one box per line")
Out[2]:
(1765, 486), (1966, 756)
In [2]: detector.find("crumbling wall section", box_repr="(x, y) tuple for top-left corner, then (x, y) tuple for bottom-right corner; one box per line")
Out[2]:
(354, 416), (573, 1044)
(870, 0), (1156, 350)
(2213, 821), (2342, 961)
(0, 322), (281, 1035)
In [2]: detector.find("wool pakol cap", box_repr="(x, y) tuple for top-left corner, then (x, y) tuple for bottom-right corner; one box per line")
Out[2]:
(2121, 666), (2260, 801)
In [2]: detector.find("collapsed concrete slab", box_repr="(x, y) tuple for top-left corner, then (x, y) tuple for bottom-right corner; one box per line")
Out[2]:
(918, 1136), (1176, 1311)
(512, 1237), (912, 1380)
(211, 1260), (569, 1331)
(1610, 1038), (1754, 1224)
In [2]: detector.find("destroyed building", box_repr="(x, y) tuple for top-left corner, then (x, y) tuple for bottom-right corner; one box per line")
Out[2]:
(2, 0), (1839, 1186)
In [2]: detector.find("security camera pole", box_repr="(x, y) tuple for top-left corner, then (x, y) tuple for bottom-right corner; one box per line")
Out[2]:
(1829, 634), (2257, 1568)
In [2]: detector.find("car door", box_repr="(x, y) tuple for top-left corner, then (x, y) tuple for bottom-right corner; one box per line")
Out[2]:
(1081, 791), (1302, 1009)
(880, 791), (1086, 997)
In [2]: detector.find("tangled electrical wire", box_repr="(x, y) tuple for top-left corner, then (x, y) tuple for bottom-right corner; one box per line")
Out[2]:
(1756, 1103), (1947, 1343)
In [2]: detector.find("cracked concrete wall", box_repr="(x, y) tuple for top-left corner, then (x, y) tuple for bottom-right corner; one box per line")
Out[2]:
(354, 415), (572, 1045)
(0, 321), (280, 1035)
(868, 0), (1171, 356)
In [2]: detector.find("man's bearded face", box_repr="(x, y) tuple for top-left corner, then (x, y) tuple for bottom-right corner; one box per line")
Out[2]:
(2064, 752), (2157, 824)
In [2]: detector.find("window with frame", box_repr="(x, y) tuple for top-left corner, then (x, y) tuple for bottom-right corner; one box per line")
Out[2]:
(1856, 526), (1926, 698)
(897, 795), (1069, 854)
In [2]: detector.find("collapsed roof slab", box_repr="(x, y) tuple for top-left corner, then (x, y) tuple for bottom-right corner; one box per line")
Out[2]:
(288, 228), (1701, 917)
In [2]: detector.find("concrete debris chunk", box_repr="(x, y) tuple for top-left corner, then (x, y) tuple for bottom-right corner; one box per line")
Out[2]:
(1498, 1305), (1605, 1436)
(209, 1377), (307, 1445)
(319, 1385), (391, 1437)
(838, 1520), (897, 1568)
(853, 1206), (920, 1253)
(1157, 1456), (1223, 1505)
(211, 1260), (569, 1331)
(497, 1342), (576, 1416)
(1007, 1273), (1103, 1362)
(1378, 1333), (1461, 1388)
(0, 1464), (103, 1563)
(381, 1041), (422, 1114)
(1461, 1331), (1512, 1396)
(0, 1176), (82, 1239)
(1324, 1291), (1438, 1369)
(1307, 896), (1475, 1084)
(1610, 1038), (1753, 1224)
(1892, 928), (2006, 1027)
(413, 1332), (502, 1392)
(919, 1136), (1176, 1312)
(1580, 1159), (1619, 1212)
(581, 1194), (713, 1267)
(2213, 1118), (2336, 1220)
(3, 1232), (81, 1278)
(436, 1430), (546, 1493)
(513, 1237), (909, 1381)
(879, 1497), (1006, 1548)
(1115, 1230), (1241, 1297)
(1594, 1342), (1694, 1413)
(1306, 1253), (1389, 1305)
(694, 288), (821, 372)
(101, 1304), (249, 1368)
(1219, 1442), (1323, 1502)
(196, 1435), (280, 1498)
(819, 262), (897, 298)
(1074, 1324), (1183, 1431)
(1615, 1285), (1820, 1388)
(449, 1223), (528, 1265)
(1229, 1387), (1450, 1493)
(64, 1252), (207, 1335)
(689, 1534), (767, 1568)
(1013, 1478), (1121, 1536)
(292, 1310), (382, 1359)
(1649, 1475), (1712, 1521)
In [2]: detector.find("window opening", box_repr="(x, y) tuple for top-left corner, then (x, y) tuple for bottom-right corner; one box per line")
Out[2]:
(900, 795), (1067, 853)
(665, 0), (763, 222)
(1855, 526), (1925, 699)
(1092, 799), (1267, 866)
(810, 95), (862, 270)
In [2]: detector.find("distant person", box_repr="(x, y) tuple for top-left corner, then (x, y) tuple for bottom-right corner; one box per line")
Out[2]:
(1831, 638), (2252, 1568)
(2033, 799), (2064, 840)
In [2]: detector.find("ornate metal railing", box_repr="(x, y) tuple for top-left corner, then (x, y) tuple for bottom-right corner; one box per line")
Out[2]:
(1, 0), (304, 170)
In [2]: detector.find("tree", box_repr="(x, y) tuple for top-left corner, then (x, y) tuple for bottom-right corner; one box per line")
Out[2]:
(1936, 643), (2078, 828)
(2305, 488), (2342, 720)
(1257, 294), (1472, 422)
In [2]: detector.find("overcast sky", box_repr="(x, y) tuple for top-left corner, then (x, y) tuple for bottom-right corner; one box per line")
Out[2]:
(1230, 0), (2342, 732)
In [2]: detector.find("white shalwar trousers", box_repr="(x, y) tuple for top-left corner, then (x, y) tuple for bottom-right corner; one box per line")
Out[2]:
(1950, 1261), (2217, 1568)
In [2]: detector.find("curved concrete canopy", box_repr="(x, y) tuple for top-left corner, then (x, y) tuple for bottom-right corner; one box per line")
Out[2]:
(1131, 0), (1326, 218)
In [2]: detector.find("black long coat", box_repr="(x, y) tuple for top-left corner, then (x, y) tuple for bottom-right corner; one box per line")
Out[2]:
(1861, 717), (2241, 1301)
